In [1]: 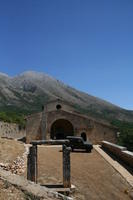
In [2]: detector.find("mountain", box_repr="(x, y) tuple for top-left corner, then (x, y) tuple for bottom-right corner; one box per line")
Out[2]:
(0, 71), (133, 124)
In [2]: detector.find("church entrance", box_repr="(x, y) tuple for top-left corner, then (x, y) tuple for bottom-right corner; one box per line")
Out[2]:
(50, 119), (74, 139)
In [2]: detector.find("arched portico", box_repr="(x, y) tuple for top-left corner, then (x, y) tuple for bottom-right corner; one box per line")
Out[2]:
(50, 119), (74, 139)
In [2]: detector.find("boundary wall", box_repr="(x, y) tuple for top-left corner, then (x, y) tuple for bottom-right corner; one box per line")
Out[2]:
(102, 141), (133, 168)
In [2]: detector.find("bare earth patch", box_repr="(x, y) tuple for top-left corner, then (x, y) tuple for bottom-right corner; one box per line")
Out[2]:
(38, 146), (132, 200)
(0, 138), (27, 200)
(0, 139), (132, 200)
(0, 139), (59, 200)
(0, 138), (24, 164)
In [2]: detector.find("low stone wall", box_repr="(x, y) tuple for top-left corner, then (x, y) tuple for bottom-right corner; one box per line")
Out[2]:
(0, 168), (72, 200)
(120, 150), (133, 168)
(0, 121), (26, 139)
(102, 141), (133, 168)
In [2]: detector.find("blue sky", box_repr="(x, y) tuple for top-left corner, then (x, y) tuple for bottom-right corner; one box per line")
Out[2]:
(0, 0), (133, 110)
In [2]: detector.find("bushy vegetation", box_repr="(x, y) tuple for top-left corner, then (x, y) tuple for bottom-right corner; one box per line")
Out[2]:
(0, 110), (26, 128)
(0, 112), (25, 127)
(111, 120), (133, 151)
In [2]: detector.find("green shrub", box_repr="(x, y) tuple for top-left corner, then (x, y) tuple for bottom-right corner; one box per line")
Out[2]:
(111, 120), (133, 151)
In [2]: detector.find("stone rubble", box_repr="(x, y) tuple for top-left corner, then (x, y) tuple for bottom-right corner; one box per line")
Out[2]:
(0, 144), (30, 175)
(0, 143), (72, 200)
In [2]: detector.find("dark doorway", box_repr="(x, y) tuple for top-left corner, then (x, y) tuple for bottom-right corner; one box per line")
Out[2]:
(81, 132), (87, 141)
(50, 119), (74, 139)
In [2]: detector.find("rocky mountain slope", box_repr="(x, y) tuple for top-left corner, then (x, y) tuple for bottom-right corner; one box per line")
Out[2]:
(0, 71), (133, 123)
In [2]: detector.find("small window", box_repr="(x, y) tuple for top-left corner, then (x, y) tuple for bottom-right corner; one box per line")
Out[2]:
(56, 104), (62, 110)
(42, 105), (44, 111)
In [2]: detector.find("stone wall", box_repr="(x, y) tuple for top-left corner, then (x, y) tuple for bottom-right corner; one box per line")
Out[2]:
(26, 108), (117, 144)
(89, 122), (117, 144)
(102, 141), (133, 168)
(26, 112), (42, 143)
(0, 168), (67, 200)
(46, 110), (93, 136)
(45, 100), (75, 113)
(0, 121), (26, 139)
(45, 110), (117, 144)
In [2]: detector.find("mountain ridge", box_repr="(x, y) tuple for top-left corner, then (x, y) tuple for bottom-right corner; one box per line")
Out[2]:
(0, 71), (133, 123)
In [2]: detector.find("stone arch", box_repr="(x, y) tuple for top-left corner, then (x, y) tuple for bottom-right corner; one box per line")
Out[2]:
(81, 132), (87, 141)
(50, 119), (74, 139)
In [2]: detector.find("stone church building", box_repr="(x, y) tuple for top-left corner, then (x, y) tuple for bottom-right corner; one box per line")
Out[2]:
(26, 99), (117, 144)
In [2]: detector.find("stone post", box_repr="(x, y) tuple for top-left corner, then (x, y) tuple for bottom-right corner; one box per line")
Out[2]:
(41, 109), (47, 140)
(63, 145), (71, 188)
(27, 145), (38, 183)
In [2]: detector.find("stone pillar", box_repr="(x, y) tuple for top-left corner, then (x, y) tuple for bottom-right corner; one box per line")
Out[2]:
(27, 145), (38, 183)
(63, 145), (71, 188)
(41, 110), (47, 140)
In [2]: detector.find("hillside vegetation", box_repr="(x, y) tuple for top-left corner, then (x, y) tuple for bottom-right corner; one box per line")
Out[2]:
(0, 110), (26, 128)
(111, 120), (133, 151)
(0, 71), (133, 122)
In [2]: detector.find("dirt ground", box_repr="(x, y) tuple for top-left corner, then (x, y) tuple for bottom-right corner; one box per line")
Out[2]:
(0, 138), (24, 164)
(0, 138), (56, 200)
(0, 139), (132, 200)
(0, 138), (26, 200)
(38, 146), (132, 200)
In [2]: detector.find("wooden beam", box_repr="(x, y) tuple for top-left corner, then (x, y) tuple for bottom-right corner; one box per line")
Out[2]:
(27, 141), (72, 189)
(27, 145), (38, 183)
(31, 139), (70, 146)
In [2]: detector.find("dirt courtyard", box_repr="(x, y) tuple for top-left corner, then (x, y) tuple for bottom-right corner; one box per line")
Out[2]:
(0, 138), (132, 200)
(38, 146), (132, 200)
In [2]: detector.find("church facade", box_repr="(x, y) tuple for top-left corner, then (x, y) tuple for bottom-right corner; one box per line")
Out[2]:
(26, 99), (117, 144)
